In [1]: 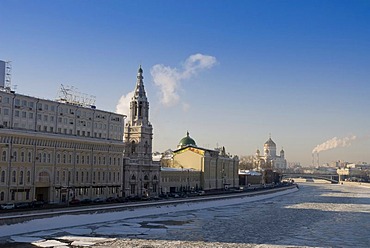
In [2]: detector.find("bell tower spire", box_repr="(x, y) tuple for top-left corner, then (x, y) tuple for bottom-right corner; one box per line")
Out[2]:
(125, 66), (153, 161)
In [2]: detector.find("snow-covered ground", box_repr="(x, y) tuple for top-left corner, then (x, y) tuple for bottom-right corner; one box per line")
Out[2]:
(2, 183), (370, 248)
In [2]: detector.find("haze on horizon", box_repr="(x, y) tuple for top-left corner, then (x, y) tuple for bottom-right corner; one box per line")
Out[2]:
(1, 0), (370, 166)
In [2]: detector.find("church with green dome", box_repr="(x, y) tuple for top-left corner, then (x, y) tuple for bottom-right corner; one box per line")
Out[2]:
(161, 131), (239, 192)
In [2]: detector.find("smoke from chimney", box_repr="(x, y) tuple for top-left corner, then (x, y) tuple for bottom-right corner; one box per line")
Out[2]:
(312, 135), (357, 154)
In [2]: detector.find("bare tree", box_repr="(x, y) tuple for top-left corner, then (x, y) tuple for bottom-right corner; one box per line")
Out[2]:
(239, 155), (255, 170)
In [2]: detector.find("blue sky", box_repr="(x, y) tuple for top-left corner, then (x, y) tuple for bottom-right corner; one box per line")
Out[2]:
(1, 0), (370, 166)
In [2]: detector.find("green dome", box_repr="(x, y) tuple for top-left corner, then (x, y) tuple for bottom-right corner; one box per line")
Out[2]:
(178, 132), (196, 147)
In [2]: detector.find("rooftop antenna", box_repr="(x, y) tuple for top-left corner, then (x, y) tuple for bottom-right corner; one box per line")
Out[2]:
(57, 84), (96, 107)
(5, 61), (12, 89)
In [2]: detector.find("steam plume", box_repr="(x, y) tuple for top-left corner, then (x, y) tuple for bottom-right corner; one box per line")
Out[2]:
(312, 135), (357, 154)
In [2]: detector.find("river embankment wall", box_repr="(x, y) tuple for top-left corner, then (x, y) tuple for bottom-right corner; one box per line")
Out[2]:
(0, 185), (298, 237)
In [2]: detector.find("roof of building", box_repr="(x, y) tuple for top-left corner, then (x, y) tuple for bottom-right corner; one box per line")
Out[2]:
(238, 170), (262, 176)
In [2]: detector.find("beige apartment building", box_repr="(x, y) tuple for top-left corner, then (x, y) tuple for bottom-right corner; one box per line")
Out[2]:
(0, 86), (125, 204)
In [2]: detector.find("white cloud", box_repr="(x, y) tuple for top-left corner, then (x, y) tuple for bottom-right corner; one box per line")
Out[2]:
(151, 53), (217, 107)
(150, 64), (181, 106)
(115, 90), (134, 118)
(115, 54), (217, 116)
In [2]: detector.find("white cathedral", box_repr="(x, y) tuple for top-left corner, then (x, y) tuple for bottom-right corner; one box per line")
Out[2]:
(254, 136), (287, 170)
(123, 66), (160, 198)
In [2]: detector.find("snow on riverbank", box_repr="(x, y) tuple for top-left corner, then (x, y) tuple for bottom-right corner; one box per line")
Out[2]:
(1, 188), (298, 237)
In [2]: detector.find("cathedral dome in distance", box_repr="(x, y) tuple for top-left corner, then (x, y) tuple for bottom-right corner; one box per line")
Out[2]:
(264, 137), (276, 147)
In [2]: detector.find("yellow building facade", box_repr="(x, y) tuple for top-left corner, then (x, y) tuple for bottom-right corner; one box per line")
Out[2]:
(165, 132), (239, 191)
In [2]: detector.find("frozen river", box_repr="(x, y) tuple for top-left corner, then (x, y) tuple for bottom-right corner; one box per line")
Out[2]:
(3, 183), (370, 247)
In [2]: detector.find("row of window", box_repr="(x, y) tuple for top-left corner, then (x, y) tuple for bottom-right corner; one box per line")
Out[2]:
(2, 108), (123, 132)
(0, 169), (121, 185)
(0, 96), (122, 122)
(0, 170), (31, 185)
(0, 190), (30, 201)
(55, 170), (120, 184)
(1, 150), (122, 166)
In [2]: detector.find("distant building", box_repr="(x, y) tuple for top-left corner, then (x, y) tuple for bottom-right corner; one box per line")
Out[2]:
(160, 167), (201, 194)
(162, 132), (239, 191)
(123, 66), (160, 198)
(254, 136), (287, 170)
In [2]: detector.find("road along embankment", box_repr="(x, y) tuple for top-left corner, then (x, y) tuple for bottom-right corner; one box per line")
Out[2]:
(0, 185), (298, 237)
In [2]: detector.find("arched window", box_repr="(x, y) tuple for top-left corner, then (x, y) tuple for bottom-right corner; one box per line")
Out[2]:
(12, 151), (17, 162)
(63, 154), (66, 163)
(28, 152), (32, 162)
(1, 171), (5, 183)
(131, 141), (136, 154)
(2, 151), (6, 162)
(19, 171), (24, 185)
(27, 171), (31, 183)
(138, 102), (142, 117)
(21, 152), (25, 162)
(57, 154), (61, 163)
(0, 191), (4, 201)
(153, 175), (158, 180)
(12, 171), (16, 183)
(144, 141), (148, 155)
(144, 175), (149, 181)
(76, 155), (80, 164)
(131, 174), (136, 180)
(47, 153), (51, 163)
(43, 152), (47, 163)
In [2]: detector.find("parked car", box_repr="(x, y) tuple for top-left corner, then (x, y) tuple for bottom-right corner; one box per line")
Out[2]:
(15, 202), (31, 209)
(197, 190), (206, 196)
(1, 203), (15, 210)
(93, 198), (104, 203)
(80, 198), (92, 204)
(69, 198), (81, 205)
(116, 197), (127, 203)
(106, 197), (117, 203)
(30, 201), (44, 208)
